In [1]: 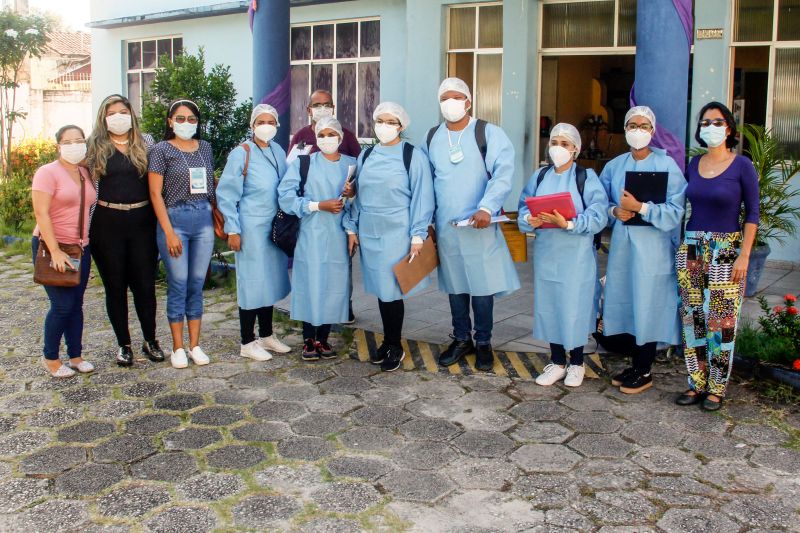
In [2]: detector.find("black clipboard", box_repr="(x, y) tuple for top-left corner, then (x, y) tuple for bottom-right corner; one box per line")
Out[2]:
(624, 171), (668, 226)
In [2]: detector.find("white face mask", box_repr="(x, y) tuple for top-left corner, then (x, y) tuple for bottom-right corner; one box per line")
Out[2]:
(699, 124), (728, 148)
(440, 98), (468, 123)
(173, 121), (197, 140)
(106, 113), (132, 135)
(311, 106), (334, 122)
(317, 136), (341, 155)
(549, 145), (574, 168)
(375, 123), (400, 145)
(254, 124), (277, 143)
(60, 143), (87, 165)
(625, 129), (652, 150)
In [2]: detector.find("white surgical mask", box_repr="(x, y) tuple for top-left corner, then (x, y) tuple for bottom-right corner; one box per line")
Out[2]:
(625, 129), (652, 150)
(60, 143), (86, 165)
(317, 136), (341, 155)
(254, 124), (277, 143)
(548, 145), (574, 168)
(311, 106), (334, 122)
(173, 122), (197, 140)
(699, 125), (727, 148)
(440, 98), (468, 123)
(106, 113), (132, 135)
(375, 123), (400, 145)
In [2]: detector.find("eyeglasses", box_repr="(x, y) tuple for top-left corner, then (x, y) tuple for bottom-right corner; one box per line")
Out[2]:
(625, 123), (653, 132)
(309, 103), (334, 109)
(60, 140), (86, 145)
(375, 118), (401, 127)
(699, 118), (727, 128)
(173, 115), (198, 124)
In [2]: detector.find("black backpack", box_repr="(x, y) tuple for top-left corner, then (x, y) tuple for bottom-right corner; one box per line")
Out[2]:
(270, 155), (310, 258)
(426, 119), (490, 178)
(361, 141), (415, 174)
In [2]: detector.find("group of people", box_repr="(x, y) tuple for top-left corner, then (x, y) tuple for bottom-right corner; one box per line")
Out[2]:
(31, 77), (758, 408)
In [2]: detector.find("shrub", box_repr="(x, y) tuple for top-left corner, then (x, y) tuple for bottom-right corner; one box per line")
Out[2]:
(0, 171), (33, 231)
(9, 137), (58, 178)
(736, 321), (796, 367)
(757, 294), (800, 354)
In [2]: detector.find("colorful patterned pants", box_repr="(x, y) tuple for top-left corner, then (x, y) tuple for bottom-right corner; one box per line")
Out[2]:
(676, 231), (744, 397)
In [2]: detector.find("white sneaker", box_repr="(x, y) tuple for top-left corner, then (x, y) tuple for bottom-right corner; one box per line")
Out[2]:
(259, 334), (291, 354)
(66, 360), (95, 373)
(171, 348), (189, 369)
(564, 364), (586, 387)
(240, 340), (273, 361)
(189, 346), (210, 366)
(535, 363), (568, 386)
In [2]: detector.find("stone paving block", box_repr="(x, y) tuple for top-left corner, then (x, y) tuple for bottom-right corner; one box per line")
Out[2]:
(310, 482), (382, 513)
(667, 408), (730, 434)
(451, 408), (518, 432)
(682, 433), (751, 460)
(93, 434), (157, 463)
(392, 441), (458, 470)
(61, 387), (110, 404)
(25, 407), (81, 428)
(254, 464), (325, 494)
(232, 495), (302, 529)
(226, 372), (280, 391)
(152, 393), (204, 411)
(190, 406), (245, 426)
(194, 362), (248, 379)
(379, 469), (454, 503)
(573, 459), (647, 490)
(0, 477), (50, 513)
(132, 452), (198, 482)
(594, 490), (658, 519)
(351, 405), (410, 427)
(721, 495), (799, 529)
(176, 472), (245, 501)
(358, 386), (417, 405)
(545, 508), (594, 531)
(657, 508), (739, 533)
(0, 416), (19, 434)
(568, 433), (635, 459)
(576, 498), (639, 525)
(231, 421), (293, 442)
(89, 400), (145, 419)
(340, 427), (403, 451)
(290, 413), (349, 436)
(563, 411), (622, 434)
(290, 518), (365, 533)
(399, 417), (461, 441)
(176, 377), (228, 393)
(73, 524), (131, 533)
(304, 393), (363, 414)
(123, 381), (168, 398)
(558, 392), (615, 412)
(212, 387), (271, 405)
(459, 374), (512, 391)
(694, 460), (777, 492)
(144, 506), (218, 533)
(0, 430), (50, 456)
(277, 436), (335, 461)
(125, 414), (181, 435)
(57, 420), (116, 443)
(511, 474), (580, 508)
(90, 371), (138, 386)
(332, 359), (378, 377)
(206, 444), (266, 469)
(326, 455), (394, 481)
(509, 401), (569, 422)
(4, 499), (90, 533)
(407, 379), (466, 399)
(452, 430), (516, 458)
(750, 445), (800, 474)
(146, 367), (192, 382)
(320, 376), (372, 395)
(19, 445), (87, 476)
(730, 423), (789, 446)
(268, 383), (320, 402)
(97, 484), (171, 518)
(510, 421), (574, 444)
(620, 421), (685, 447)
(163, 427), (222, 450)
(444, 457), (520, 490)
(460, 391), (515, 410)
(55, 462), (125, 495)
(251, 400), (307, 421)
(286, 367), (335, 384)
(632, 446), (701, 475)
(510, 444), (581, 473)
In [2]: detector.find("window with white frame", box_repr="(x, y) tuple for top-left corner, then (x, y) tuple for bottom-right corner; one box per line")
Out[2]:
(539, 0), (637, 49)
(126, 36), (183, 113)
(290, 19), (380, 139)
(447, 2), (503, 124)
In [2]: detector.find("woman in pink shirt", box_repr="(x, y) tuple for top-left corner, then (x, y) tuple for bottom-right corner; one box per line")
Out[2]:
(31, 125), (97, 378)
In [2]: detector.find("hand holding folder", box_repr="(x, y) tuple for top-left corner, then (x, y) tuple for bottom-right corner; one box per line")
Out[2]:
(623, 171), (668, 226)
(524, 192), (577, 229)
(393, 227), (438, 294)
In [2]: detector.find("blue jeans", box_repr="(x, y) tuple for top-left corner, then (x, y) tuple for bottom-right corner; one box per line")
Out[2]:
(32, 237), (91, 360)
(449, 293), (494, 345)
(156, 201), (214, 324)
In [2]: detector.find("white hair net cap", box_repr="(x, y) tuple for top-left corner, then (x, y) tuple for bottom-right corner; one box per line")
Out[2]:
(315, 115), (343, 138)
(624, 106), (656, 130)
(549, 123), (582, 153)
(438, 77), (472, 101)
(250, 103), (279, 128)
(372, 101), (411, 128)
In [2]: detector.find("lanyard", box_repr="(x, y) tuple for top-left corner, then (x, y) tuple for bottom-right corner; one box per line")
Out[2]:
(256, 142), (279, 174)
(446, 127), (467, 148)
(178, 147), (204, 171)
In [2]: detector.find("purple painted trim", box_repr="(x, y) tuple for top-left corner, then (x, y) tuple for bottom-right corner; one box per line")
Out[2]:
(259, 71), (292, 116)
(629, 86), (686, 172)
(672, 0), (694, 47)
(248, 4), (254, 31)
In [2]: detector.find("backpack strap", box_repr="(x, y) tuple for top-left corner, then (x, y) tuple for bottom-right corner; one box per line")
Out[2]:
(298, 154), (310, 196)
(426, 126), (438, 151)
(535, 164), (554, 190)
(240, 143), (251, 179)
(574, 165), (588, 211)
(402, 142), (414, 174)
(475, 119), (488, 164)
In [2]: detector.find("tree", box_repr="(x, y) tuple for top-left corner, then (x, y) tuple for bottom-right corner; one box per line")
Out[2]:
(0, 10), (51, 176)
(141, 48), (251, 170)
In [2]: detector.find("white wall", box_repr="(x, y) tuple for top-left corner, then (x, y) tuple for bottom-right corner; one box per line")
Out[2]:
(90, 0), (234, 22)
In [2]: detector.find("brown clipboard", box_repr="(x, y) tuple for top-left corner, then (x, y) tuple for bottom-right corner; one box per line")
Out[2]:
(393, 227), (439, 295)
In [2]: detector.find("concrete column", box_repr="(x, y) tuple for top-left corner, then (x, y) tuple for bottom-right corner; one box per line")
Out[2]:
(252, 0), (290, 148)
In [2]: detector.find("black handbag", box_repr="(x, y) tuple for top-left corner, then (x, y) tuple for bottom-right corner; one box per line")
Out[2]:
(271, 155), (310, 257)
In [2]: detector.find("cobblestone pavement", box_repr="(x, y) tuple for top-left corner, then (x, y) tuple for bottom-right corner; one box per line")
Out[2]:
(0, 248), (799, 532)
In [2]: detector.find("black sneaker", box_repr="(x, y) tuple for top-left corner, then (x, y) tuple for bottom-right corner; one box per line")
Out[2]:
(116, 345), (134, 367)
(619, 371), (653, 394)
(302, 338), (320, 361)
(371, 342), (390, 365)
(142, 340), (165, 362)
(475, 343), (494, 371)
(317, 341), (337, 359)
(611, 366), (636, 387)
(380, 345), (405, 372)
(439, 338), (474, 367)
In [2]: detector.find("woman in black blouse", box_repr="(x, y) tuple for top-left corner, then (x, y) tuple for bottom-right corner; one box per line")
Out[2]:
(87, 94), (165, 366)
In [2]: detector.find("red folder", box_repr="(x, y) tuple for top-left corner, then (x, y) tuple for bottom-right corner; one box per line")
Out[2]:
(525, 193), (577, 229)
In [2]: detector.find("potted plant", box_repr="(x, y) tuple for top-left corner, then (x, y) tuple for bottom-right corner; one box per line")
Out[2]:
(740, 125), (800, 296)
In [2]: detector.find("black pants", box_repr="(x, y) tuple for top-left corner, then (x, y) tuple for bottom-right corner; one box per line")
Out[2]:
(90, 205), (158, 347)
(616, 333), (657, 374)
(378, 299), (404, 347)
(239, 306), (274, 345)
(302, 322), (331, 343)
(550, 344), (585, 366)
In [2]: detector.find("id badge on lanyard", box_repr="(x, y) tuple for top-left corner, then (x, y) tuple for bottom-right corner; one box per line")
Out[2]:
(189, 167), (208, 194)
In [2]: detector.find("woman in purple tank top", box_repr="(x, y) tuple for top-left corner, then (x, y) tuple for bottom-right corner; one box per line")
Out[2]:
(675, 102), (759, 411)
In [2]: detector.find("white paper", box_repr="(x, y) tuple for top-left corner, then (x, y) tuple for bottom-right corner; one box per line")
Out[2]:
(451, 215), (511, 227)
(286, 143), (313, 164)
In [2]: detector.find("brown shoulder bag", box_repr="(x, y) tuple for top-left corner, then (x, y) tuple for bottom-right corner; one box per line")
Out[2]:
(212, 143), (251, 240)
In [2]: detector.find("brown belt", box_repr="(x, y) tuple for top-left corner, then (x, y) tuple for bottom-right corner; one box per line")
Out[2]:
(97, 200), (150, 211)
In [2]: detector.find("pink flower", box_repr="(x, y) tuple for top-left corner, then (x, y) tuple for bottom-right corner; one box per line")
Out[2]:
(773, 306), (784, 314)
